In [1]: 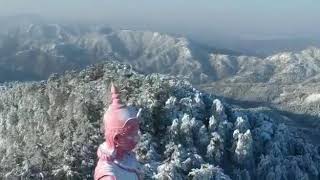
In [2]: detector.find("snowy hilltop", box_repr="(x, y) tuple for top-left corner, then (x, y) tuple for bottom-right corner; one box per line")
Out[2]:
(0, 62), (319, 179)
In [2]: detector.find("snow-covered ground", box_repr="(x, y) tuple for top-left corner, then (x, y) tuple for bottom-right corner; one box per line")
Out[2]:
(304, 93), (320, 103)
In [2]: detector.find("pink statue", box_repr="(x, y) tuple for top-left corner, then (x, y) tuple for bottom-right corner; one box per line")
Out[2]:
(94, 83), (142, 180)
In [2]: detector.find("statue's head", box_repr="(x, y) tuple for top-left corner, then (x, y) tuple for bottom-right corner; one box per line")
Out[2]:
(103, 83), (141, 155)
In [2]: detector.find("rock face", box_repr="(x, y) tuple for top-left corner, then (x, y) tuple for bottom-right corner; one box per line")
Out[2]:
(0, 62), (319, 179)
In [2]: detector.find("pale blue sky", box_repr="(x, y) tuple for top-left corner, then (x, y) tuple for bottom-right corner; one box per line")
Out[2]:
(0, 0), (319, 39)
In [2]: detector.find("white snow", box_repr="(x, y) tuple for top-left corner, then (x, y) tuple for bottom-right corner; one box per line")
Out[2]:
(304, 93), (320, 103)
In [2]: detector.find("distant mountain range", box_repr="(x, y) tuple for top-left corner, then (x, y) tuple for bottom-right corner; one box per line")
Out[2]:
(1, 23), (320, 84)
(0, 23), (222, 83)
(200, 36), (320, 57)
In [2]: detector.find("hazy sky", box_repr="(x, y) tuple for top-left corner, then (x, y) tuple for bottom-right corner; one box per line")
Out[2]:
(1, 0), (319, 40)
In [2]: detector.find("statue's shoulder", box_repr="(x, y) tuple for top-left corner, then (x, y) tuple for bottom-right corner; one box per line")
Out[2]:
(95, 159), (116, 180)
(114, 152), (141, 170)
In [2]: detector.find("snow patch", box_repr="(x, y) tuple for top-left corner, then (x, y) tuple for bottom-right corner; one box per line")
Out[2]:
(304, 93), (320, 103)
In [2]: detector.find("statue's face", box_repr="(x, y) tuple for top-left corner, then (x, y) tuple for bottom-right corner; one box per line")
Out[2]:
(114, 120), (140, 151)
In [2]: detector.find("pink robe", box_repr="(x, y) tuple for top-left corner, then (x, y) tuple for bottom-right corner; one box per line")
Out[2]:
(94, 142), (142, 180)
